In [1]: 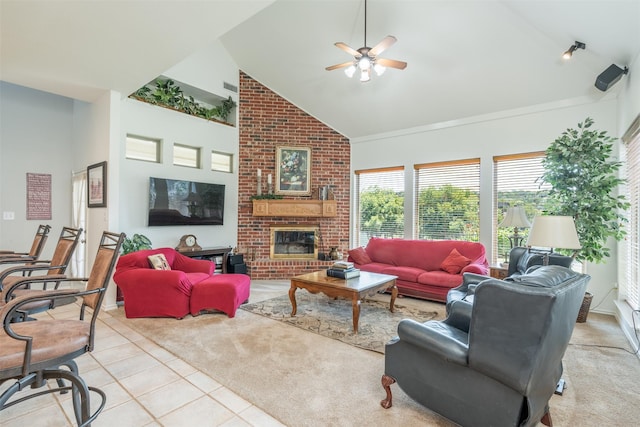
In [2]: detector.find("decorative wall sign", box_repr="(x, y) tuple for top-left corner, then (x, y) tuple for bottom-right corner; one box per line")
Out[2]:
(26, 173), (52, 220)
(275, 146), (311, 196)
(87, 161), (107, 208)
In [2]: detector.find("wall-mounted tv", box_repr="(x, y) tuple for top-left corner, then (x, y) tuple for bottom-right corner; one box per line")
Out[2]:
(148, 177), (224, 226)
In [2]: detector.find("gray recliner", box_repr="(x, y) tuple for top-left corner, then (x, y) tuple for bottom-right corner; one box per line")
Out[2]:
(507, 246), (573, 277)
(381, 266), (590, 427)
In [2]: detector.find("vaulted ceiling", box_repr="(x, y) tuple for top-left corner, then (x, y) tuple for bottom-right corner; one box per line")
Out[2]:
(2, 1), (639, 139)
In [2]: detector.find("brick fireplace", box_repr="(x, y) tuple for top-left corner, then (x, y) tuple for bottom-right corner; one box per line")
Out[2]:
(237, 72), (350, 279)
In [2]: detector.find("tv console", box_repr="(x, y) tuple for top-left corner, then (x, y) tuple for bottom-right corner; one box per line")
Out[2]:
(180, 246), (232, 273)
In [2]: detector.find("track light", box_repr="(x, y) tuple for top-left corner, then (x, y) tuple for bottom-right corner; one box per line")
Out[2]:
(562, 41), (585, 60)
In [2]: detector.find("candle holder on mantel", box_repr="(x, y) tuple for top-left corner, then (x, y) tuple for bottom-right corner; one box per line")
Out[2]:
(257, 175), (262, 196)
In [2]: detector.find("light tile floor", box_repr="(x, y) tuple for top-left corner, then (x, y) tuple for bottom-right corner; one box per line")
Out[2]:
(1, 281), (288, 427)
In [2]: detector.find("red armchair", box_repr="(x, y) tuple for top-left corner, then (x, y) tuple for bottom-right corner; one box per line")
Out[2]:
(113, 248), (214, 319)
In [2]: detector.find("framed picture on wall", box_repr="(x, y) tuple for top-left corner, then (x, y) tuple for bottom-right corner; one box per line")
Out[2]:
(275, 146), (311, 196)
(87, 161), (107, 208)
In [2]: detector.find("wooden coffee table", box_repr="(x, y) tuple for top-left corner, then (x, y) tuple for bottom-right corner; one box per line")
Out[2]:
(289, 270), (398, 334)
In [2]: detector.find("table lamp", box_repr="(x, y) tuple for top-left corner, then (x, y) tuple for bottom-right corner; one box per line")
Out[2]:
(499, 206), (531, 248)
(526, 215), (581, 265)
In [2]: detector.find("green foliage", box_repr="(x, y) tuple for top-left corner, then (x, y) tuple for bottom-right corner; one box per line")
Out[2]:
(121, 234), (152, 255)
(250, 194), (284, 200)
(359, 187), (404, 239)
(417, 184), (479, 241)
(130, 80), (237, 124)
(540, 117), (630, 263)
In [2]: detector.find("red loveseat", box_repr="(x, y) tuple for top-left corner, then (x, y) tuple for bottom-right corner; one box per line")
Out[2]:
(114, 247), (251, 319)
(348, 237), (488, 302)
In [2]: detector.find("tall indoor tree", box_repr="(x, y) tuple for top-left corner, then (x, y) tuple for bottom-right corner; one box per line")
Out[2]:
(540, 117), (629, 263)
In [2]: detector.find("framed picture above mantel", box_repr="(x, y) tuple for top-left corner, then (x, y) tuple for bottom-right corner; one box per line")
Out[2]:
(275, 146), (311, 196)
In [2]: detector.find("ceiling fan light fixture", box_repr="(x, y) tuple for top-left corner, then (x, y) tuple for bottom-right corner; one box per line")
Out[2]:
(325, 0), (406, 82)
(358, 56), (372, 70)
(344, 64), (357, 78)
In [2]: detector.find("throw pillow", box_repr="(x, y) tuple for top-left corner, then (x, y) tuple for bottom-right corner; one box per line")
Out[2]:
(148, 253), (171, 270)
(348, 247), (373, 265)
(440, 248), (471, 274)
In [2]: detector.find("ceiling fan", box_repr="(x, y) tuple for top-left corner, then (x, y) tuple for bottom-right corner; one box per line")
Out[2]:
(326, 0), (407, 82)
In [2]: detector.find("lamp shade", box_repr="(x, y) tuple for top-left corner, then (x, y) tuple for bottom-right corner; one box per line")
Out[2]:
(526, 216), (581, 250)
(499, 207), (531, 228)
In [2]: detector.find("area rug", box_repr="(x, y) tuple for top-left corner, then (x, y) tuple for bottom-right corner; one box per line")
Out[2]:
(240, 292), (438, 353)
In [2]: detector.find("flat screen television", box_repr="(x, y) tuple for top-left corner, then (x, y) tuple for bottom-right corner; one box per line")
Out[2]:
(148, 177), (224, 226)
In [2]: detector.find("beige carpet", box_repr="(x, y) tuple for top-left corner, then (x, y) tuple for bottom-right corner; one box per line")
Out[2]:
(240, 292), (438, 353)
(114, 284), (640, 427)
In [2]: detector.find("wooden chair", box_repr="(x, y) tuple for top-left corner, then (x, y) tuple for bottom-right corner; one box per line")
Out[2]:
(0, 224), (51, 262)
(0, 231), (125, 426)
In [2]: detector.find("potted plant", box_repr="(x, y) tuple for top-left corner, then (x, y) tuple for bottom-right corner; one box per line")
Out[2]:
(121, 233), (152, 255)
(540, 117), (629, 263)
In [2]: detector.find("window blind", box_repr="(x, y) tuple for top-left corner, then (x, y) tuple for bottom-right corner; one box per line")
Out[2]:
(354, 167), (405, 247)
(414, 159), (480, 241)
(624, 134), (640, 310)
(493, 152), (548, 263)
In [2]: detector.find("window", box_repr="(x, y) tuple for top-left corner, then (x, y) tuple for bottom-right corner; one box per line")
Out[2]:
(173, 144), (200, 168)
(623, 117), (640, 310)
(126, 134), (160, 163)
(354, 167), (405, 247)
(493, 152), (549, 263)
(414, 159), (480, 241)
(211, 150), (233, 173)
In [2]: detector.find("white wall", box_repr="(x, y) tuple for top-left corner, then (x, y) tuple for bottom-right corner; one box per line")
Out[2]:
(0, 82), (75, 259)
(351, 98), (620, 314)
(120, 99), (239, 250)
(118, 40), (240, 252)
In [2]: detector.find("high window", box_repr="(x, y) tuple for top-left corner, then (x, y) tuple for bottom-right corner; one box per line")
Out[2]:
(414, 159), (480, 241)
(354, 167), (405, 247)
(211, 150), (233, 173)
(173, 144), (200, 168)
(126, 134), (161, 163)
(493, 152), (549, 263)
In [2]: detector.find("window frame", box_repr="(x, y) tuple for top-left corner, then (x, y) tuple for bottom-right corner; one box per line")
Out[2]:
(414, 158), (481, 242)
(353, 166), (405, 248)
(125, 134), (161, 163)
(211, 150), (234, 173)
(173, 143), (201, 169)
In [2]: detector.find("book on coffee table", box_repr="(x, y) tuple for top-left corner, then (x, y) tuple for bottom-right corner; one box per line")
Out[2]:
(331, 261), (354, 270)
(326, 267), (360, 279)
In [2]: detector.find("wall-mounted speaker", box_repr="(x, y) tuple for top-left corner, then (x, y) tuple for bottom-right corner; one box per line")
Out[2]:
(595, 64), (629, 92)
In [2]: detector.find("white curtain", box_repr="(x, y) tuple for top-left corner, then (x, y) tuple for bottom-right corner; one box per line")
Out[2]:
(71, 171), (87, 277)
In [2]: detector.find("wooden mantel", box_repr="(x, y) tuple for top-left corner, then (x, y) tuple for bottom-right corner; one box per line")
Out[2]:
(252, 199), (337, 217)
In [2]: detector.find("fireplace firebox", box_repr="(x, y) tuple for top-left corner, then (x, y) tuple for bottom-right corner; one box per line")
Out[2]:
(270, 226), (318, 259)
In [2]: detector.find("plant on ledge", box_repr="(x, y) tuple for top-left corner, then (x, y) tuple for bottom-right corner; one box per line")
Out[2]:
(540, 117), (629, 263)
(130, 79), (236, 125)
(250, 194), (284, 200)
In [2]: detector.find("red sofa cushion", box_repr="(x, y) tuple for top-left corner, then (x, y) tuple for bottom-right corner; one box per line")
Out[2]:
(348, 247), (372, 265)
(440, 248), (472, 274)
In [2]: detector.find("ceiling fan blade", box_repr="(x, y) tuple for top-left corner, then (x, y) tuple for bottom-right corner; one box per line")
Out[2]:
(369, 36), (397, 57)
(335, 42), (361, 57)
(376, 57), (407, 70)
(325, 61), (355, 71)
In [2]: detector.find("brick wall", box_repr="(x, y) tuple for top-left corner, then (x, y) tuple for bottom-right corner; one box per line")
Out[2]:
(238, 72), (350, 279)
